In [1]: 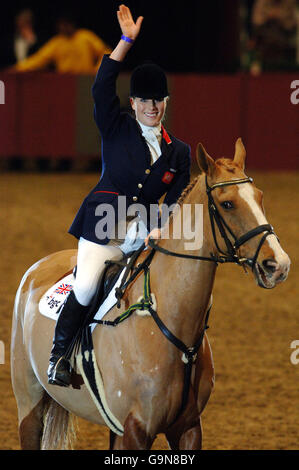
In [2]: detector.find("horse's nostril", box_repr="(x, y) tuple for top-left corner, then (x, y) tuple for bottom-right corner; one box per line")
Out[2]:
(262, 259), (277, 274)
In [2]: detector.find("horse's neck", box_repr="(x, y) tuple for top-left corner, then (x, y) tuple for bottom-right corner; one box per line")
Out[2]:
(150, 174), (217, 346)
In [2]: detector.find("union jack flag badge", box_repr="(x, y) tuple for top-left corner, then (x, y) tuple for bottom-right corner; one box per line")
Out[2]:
(54, 284), (73, 295)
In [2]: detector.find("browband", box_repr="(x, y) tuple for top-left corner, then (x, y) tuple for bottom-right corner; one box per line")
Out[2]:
(206, 177), (253, 193)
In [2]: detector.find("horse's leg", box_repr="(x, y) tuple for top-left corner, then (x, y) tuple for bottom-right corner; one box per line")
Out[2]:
(11, 303), (46, 449)
(109, 431), (116, 450)
(165, 414), (202, 450)
(13, 361), (47, 449)
(19, 392), (50, 450)
(181, 335), (214, 450)
(111, 413), (154, 450)
(178, 418), (203, 450)
(194, 334), (215, 416)
(165, 428), (180, 450)
(166, 334), (214, 451)
(12, 353), (47, 450)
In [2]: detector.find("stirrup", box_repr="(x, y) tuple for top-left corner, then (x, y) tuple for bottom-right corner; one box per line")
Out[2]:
(48, 356), (72, 387)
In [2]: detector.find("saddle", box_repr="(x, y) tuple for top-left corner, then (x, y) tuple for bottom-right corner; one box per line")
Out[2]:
(83, 245), (146, 327)
(66, 244), (152, 356)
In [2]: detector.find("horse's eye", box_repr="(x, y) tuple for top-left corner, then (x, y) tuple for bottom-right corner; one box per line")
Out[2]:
(220, 201), (234, 210)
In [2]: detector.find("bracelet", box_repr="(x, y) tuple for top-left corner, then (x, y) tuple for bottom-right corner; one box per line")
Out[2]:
(121, 35), (134, 44)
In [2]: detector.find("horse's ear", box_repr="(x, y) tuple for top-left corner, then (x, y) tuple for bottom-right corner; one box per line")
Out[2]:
(234, 138), (246, 169)
(196, 143), (216, 175)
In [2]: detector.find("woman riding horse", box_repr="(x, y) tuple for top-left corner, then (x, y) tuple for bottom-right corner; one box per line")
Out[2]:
(47, 5), (191, 387)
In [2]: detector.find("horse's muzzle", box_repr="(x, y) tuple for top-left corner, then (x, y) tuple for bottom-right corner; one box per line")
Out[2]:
(253, 255), (290, 289)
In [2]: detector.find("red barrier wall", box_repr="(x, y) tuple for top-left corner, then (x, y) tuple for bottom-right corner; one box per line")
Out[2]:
(0, 72), (298, 170)
(18, 73), (77, 158)
(171, 73), (299, 170)
(171, 74), (242, 161)
(0, 74), (18, 156)
(245, 74), (298, 170)
(0, 72), (76, 158)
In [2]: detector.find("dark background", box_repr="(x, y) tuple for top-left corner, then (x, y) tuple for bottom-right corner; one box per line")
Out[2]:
(0, 0), (252, 73)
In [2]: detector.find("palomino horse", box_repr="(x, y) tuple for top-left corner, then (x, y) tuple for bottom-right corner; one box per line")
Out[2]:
(11, 139), (290, 450)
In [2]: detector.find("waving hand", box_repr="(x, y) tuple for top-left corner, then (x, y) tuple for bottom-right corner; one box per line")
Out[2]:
(117, 4), (143, 40)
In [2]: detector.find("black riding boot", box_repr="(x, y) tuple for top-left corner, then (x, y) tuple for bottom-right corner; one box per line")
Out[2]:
(47, 290), (89, 387)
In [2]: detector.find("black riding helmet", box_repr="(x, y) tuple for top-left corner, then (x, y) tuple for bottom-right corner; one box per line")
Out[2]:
(130, 63), (169, 100)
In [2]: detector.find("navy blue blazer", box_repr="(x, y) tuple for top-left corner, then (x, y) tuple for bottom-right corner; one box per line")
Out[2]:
(69, 55), (191, 245)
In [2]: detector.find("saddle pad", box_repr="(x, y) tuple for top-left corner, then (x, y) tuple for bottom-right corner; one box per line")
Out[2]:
(39, 266), (127, 324)
(39, 274), (75, 321)
(76, 328), (124, 436)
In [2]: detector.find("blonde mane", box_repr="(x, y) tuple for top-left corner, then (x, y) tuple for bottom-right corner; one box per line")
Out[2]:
(176, 175), (201, 206)
(175, 156), (239, 208)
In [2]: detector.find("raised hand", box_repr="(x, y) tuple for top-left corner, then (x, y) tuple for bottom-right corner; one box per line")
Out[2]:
(117, 4), (143, 41)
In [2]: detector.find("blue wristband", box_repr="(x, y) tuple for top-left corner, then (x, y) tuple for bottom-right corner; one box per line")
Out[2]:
(121, 35), (134, 44)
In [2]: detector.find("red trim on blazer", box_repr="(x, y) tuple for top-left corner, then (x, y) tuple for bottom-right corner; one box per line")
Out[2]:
(94, 190), (119, 195)
(161, 125), (172, 144)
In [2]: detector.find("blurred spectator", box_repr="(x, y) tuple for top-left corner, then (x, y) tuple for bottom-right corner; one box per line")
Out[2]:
(12, 14), (112, 74)
(0, 9), (43, 68)
(14, 9), (39, 61)
(250, 0), (298, 73)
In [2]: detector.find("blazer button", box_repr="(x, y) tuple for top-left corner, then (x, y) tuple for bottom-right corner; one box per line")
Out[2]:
(138, 183), (143, 188)
(132, 196), (138, 202)
(145, 169), (150, 174)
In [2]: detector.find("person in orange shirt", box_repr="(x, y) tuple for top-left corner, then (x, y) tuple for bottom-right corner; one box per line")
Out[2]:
(13, 15), (112, 74)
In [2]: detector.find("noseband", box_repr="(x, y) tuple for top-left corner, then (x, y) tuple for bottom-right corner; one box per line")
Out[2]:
(149, 175), (277, 270)
(206, 175), (276, 269)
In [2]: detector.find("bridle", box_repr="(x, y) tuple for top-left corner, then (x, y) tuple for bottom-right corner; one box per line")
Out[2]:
(205, 175), (277, 269)
(148, 175), (277, 271)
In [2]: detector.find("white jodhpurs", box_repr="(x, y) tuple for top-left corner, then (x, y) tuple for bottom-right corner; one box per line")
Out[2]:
(72, 220), (148, 307)
(72, 237), (123, 306)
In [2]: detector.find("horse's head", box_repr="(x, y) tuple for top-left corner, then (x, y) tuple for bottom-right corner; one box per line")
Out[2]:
(196, 138), (290, 289)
